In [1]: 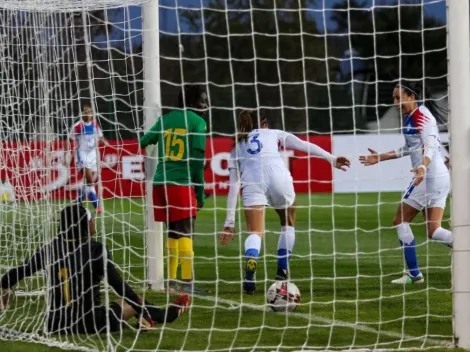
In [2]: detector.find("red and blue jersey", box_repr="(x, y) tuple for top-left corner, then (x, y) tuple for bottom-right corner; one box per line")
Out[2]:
(69, 120), (103, 152)
(401, 105), (446, 177)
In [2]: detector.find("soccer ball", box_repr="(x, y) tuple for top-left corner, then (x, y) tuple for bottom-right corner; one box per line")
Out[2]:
(266, 281), (300, 312)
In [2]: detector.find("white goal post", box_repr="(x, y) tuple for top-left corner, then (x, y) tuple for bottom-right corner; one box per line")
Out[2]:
(449, 0), (470, 349)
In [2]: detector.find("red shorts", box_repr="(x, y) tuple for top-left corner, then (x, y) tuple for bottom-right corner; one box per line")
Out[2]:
(152, 185), (197, 223)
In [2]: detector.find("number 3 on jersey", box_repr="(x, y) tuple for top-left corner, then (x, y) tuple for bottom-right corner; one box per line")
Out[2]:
(247, 134), (263, 155)
(164, 128), (186, 161)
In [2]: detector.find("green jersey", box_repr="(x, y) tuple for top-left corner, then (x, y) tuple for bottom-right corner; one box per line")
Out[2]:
(139, 110), (207, 187)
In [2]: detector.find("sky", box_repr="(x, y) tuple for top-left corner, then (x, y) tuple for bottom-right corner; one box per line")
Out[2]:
(105, 0), (446, 48)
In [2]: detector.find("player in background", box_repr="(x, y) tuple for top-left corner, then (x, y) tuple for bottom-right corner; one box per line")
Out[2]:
(67, 103), (106, 214)
(359, 80), (450, 285)
(140, 85), (208, 294)
(0, 204), (190, 334)
(220, 110), (350, 294)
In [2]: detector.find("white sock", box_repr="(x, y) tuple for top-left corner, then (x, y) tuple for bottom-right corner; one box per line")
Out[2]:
(396, 223), (414, 245)
(431, 227), (453, 248)
(85, 185), (96, 195)
(244, 234), (262, 259)
(278, 226), (295, 252)
(277, 226), (295, 273)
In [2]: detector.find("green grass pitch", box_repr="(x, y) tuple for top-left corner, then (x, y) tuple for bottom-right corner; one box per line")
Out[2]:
(0, 193), (461, 351)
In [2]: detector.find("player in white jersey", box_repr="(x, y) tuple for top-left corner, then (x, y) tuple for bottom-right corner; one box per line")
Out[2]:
(220, 110), (350, 294)
(67, 103), (107, 214)
(360, 81), (451, 285)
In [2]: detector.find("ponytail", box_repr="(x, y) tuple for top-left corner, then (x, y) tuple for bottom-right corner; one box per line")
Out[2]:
(236, 110), (254, 143)
(397, 80), (447, 125)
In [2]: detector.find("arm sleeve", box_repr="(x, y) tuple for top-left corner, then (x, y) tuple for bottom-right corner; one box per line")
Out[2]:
(394, 145), (410, 158)
(190, 119), (207, 205)
(417, 113), (439, 162)
(224, 167), (240, 228)
(191, 118), (207, 152)
(423, 135), (438, 161)
(139, 120), (161, 149)
(96, 122), (103, 138)
(1, 247), (45, 289)
(68, 125), (76, 141)
(278, 131), (336, 165)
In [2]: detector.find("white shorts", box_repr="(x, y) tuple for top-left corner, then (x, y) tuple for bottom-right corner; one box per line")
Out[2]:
(402, 173), (450, 210)
(76, 151), (98, 172)
(241, 164), (295, 209)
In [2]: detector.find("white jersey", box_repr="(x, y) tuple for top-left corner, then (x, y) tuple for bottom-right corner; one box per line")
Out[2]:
(401, 105), (447, 178)
(228, 129), (290, 181)
(224, 128), (335, 227)
(69, 120), (103, 153)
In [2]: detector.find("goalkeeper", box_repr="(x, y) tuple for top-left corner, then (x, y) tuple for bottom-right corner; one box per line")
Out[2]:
(0, 204), (190, 334)
(140, 85), (208, 294)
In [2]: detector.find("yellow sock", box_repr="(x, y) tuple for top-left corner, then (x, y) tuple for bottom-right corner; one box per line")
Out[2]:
(166, 238), (179, 280)
(179, 237), (194, 281)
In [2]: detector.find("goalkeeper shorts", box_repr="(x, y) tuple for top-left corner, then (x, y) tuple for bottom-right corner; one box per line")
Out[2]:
(153, 185), (197, 223)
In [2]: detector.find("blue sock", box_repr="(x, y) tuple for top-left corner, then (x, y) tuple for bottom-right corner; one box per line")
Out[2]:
(76, 188), (85, 205)
(277, 249), (291, 271)
(400, 239), (420, 277)
(245, 248), (259, 261)
(86, 187), (99, 209)
(244, 234), (261, 263)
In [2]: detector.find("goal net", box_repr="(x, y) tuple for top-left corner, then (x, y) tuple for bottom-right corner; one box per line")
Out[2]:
(0, 0), (455, 351)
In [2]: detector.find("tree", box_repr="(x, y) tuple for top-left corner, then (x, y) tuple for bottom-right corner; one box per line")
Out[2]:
(331, 0), (447, 119)
(175, 0), (353, 134)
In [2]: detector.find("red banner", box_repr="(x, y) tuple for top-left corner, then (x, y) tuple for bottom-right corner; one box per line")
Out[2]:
(204, 136), (333, 195)
(0, 136), (332, 200)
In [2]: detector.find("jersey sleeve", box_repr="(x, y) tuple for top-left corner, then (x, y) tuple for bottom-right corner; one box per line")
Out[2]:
(412, 108), (438, 140)
(274, 130), (336, 164)
(191, 116), (207, 152)
(412, 108), (439, 160)
(68, 123), (79, 141)
(0, 245), (45, 289)
(94, 121), (103, 138)
(224, 167), (240, 228)
(139, 119), (161, 149)
(228, 148), (238, 170)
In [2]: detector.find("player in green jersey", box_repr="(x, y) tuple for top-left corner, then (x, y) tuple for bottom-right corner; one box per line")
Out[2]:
(140, 85), (209, 294)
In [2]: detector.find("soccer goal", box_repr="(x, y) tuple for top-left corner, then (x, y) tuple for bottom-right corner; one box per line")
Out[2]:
(0, 0), (469, 351)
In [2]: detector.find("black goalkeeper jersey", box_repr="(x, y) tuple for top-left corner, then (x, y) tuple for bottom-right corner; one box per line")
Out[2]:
(0, 236), (141, 332)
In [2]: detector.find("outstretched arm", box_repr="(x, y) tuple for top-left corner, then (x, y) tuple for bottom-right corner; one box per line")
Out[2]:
(279, 131), (350, 171)
(280, 132), (336, 164)
(0, 248), (44, 290)
(220, 151), (240, 245)
(224, 168), (240, 229)
(359, 146), (409, 166)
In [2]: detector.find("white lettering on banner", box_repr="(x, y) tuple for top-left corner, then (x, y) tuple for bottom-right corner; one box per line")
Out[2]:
(211, 152), (231, 177)
(102, 153), (118, 169)
(30, 151), (70, 192)
(122, 155), (145, 180)
(333, 133), (449, 193)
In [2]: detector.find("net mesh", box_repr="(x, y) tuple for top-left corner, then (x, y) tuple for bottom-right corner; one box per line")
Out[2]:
(0, 0), (453, 351)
